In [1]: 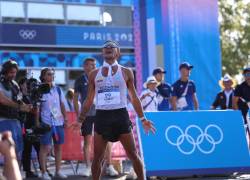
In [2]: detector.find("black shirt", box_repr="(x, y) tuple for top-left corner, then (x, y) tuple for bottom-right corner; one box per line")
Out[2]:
(74, 72), (96, 116)
(234, 81), (250, 119)
(74, 72), (88, 104)
(212, 90), (234, 110)
(157, 82), (172, 111)
(22, 95), (36, 129)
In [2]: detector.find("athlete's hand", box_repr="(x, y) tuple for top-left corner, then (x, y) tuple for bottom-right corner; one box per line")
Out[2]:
(142, 120), (156, 135)
(69, 121), (82, 131)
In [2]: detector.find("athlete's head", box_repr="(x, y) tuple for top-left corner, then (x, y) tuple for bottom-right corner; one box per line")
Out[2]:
(102, 40), (120, 63)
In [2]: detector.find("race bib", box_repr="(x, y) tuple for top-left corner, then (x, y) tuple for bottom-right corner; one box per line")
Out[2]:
(176, 97), (188, 110)
(98, 91), (121, 106)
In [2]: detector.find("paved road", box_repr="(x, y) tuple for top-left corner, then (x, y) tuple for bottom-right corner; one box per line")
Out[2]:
(22, 162), (250, 180)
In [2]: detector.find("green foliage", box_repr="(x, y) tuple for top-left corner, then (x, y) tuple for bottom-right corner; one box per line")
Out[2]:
(219, 0), (250, 75)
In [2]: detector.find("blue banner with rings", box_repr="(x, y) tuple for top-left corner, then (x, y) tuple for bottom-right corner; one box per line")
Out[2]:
(0, 23), (133, 48)
(0, 23), (56, 45)
(137, 111), (250, 177)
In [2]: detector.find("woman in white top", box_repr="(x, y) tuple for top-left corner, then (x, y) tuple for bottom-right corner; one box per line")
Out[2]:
(140, 76), (159, 111)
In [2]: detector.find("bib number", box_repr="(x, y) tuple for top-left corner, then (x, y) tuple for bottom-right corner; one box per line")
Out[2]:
(98, 91), (121, 106)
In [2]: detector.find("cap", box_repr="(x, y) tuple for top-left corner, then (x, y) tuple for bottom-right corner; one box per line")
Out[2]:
(143, 76), (159, 88)
(179, 62), (194, 70)
(152, 67), (166, 75)
(243, 67), (250, 74)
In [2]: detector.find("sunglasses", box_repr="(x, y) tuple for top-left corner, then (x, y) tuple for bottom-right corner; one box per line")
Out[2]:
(103, 45), (118, 49)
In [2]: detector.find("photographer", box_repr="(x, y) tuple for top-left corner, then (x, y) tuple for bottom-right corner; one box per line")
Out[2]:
(0, 60), (32, 158)
(19, 78), (40, 178)
(38, 68), (68, 180)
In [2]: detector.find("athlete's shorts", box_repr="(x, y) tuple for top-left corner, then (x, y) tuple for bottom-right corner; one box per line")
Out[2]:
(81, 116), (95, 136)
(95, 108), (133, 142)
(40, 124), (64, 145)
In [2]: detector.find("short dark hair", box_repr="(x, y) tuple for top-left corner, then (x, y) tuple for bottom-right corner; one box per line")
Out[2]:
(83, 58), (96, 66)
(39, 67), (54, 82)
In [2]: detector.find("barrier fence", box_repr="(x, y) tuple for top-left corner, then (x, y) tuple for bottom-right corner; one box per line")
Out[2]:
(61, 111), (139, 162)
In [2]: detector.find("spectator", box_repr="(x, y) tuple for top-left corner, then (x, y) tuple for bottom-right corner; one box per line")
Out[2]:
(211, 74), (236, 110)
(153, 67), (172, 111)
(140, 76), (159, 112)
(233, 67), (250, 123)
(38, 68), (68, 180)
(172, 62), (199, 111)
(0, 131), (22, 180)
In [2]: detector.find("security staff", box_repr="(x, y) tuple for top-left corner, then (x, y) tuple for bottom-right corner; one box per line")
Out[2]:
(233, 67), (250, 123)
(172, 62), (199, 111)
(0, 60), (32, 157)
(153, 67), (172, 111)
(211, 74), (236, 110)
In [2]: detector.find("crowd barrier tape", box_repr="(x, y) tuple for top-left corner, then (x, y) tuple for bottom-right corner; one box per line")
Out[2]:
(137, 110), (250, 177)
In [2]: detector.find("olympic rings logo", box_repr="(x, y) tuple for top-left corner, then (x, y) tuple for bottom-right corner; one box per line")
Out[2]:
(19, 29), (37, 40)
(165, 124), (223, 155)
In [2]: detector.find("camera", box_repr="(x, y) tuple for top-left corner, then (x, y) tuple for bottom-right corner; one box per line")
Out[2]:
(20, 78), (51, 140)
(27, 78), (50, 105)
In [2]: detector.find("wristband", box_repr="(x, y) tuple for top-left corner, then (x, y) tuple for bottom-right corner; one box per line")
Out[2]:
(139, 116), (146, 121)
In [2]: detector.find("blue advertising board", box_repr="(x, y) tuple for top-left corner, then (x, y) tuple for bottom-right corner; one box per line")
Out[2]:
(0, 23), (56, 45)
(56, 26), (133, 48)
(0, 23), (134, 48)
(137, 111), (250, 177)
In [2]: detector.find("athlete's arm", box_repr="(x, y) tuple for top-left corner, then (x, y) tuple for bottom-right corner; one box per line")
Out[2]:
(125, 68), (156, 134)
(78, 69), (97, 123)
(125, 68), (145, 119)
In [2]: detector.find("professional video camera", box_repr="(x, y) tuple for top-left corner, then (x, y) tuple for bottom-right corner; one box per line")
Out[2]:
(27, 78), (50, 106)
(21, 78), (51, 141)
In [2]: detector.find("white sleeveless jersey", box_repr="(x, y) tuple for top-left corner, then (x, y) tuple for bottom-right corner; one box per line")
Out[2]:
(95, 65), (127, 110)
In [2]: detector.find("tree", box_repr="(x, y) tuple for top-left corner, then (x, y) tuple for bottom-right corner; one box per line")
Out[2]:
(219, 0), (250, 75)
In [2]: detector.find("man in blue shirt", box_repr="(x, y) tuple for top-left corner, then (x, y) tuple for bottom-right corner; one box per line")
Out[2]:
(172, 62), (199, 111)
(39, 68), (68, 180)
(153, 67), (172, 111)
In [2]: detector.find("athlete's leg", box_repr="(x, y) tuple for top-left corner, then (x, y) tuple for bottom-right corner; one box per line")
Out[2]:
(119, 132), (145, 180)
(91, 133), (108, 180)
